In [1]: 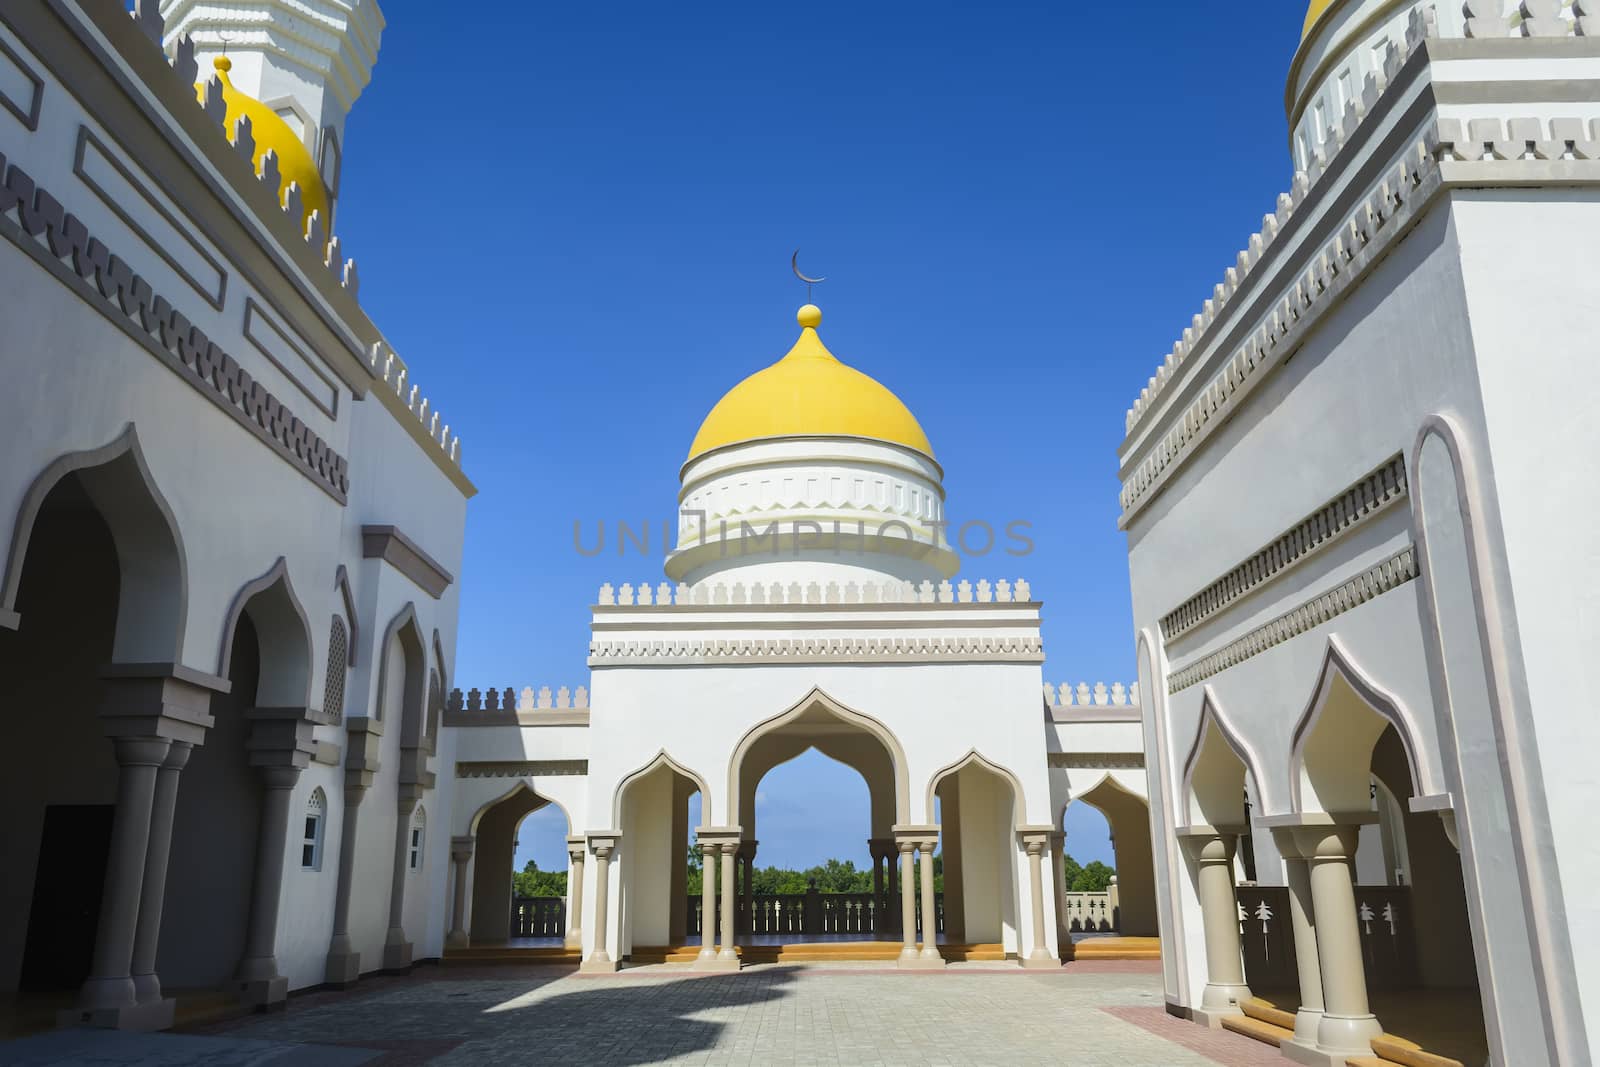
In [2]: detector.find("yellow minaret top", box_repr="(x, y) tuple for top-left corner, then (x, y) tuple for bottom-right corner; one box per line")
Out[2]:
(686, 304), (935, 461)
(1302, 0), (1341, 39)
(195, 56), (329, 231)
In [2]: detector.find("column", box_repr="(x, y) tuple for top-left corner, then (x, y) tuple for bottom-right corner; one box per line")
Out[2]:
(918, 838), (944, 965)
(581, 837), (618, 972)
(446, 836), (474, 949)
(382, 794), (419, 972)
(887, 846), (901, 934)
(75, 737), (170, 1018)
(870, 841), (886, 936)
(1271, 829), (1326, 1051)
(1297, 825), (1382, 1057)
(897, 840), (917, 962)
(130, 742), (192, 1005)
(1180, 830), (1251, 1025)
(696, 835), (717, 961)
(565, 836), (586, 949)
(1049, 830), (1071, 953)
(717, 842), (738, 963)
(237, 764), (301, 1007)
(1021, 833), (1053, 968)
(324, 776), (368, 985)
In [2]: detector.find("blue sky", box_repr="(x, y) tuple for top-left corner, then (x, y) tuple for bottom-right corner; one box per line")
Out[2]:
(332, 2), (1307, 872)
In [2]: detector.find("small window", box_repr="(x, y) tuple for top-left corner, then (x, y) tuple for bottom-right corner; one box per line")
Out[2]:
(302, 788), (326, 870)
(408, 806), (426, 871)
(324, 617), (348, 722)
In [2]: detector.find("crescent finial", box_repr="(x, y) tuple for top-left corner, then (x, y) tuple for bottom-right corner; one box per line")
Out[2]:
(791, 250), (826, 286)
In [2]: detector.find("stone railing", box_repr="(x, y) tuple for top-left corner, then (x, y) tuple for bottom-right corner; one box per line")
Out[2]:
(1045, 682), (1138, 709)
(1061, 890), (1117, 934)
(446, 685), (590, 713)
(598, 577), (1033, 607)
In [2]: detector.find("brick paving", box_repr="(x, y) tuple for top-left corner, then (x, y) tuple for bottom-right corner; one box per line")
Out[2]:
(1, 962), (1286, 1065)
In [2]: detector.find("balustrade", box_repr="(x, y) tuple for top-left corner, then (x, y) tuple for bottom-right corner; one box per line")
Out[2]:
(1234, 885), (1418, 991)
(510, 896), (566, 939)
(1059, 891), (1117, 933)
(686, 890), (942, 938)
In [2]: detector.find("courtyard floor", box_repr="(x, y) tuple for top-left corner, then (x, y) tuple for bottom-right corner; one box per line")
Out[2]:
(1, 961), (1285, 1066)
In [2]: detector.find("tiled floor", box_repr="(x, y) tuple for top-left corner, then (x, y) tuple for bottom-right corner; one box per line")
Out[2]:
(0, 962), (1286, 1066)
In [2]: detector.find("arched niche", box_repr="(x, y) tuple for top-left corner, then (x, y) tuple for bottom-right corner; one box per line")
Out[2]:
(216, 558), (314, 709)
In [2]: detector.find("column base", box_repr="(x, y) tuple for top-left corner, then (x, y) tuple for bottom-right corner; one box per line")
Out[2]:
(131, 973), (163, 1005)
(897, 954), (946, 970)
(693, 957), (740, 973)
(1313, 1012), (1382, 1057)
(564, 930), (582, 950)
(325, 948), (361, 987)
(1019, 954), (1059, 970)
(580, 956), (619, 974)
(1280, 1037), (1355, 1067)
(1194, 982), (1251, 1027)
(445, 930), (470, 950)
(382, 939), (414, 973)
(238, 975), (288, 1011)
(58, 995), (175, 1032)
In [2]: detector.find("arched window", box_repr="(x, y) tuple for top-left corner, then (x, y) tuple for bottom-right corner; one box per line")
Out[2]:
(408, 805), (426, 872)
(302, 787), (327, 870)
(324, 616), (348, 721)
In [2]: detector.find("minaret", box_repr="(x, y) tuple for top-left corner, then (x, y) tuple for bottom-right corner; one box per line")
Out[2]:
(160, 0), (385, 204)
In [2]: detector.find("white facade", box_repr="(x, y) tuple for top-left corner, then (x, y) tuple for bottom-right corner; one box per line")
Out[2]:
(0, 0), (470, 1028)
(1123, 3), (1599, 1064)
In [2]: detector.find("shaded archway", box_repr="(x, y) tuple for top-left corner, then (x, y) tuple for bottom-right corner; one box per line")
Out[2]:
(1065, 775), (1157, 937)
(614, 753), (708, 958)
(467, 784), (573, 945)
(1, 435), (188, 999)
(927, 752), (1021, 952)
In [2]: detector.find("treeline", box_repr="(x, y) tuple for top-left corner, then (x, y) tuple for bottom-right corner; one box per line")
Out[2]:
(513, 850), (1115, 898)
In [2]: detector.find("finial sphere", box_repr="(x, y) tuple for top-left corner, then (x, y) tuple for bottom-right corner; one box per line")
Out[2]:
(214, 55), (234, 72)
(797, 304), (822, 329)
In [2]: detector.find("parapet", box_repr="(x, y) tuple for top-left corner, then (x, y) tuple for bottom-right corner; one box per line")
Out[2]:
(595, 577), (1034, 607)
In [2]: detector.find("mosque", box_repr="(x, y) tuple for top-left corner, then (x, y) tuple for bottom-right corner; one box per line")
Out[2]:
(0, 0), (1597, 1065)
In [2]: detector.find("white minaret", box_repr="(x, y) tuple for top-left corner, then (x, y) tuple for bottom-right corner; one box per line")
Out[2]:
(159, 0), (384, 193)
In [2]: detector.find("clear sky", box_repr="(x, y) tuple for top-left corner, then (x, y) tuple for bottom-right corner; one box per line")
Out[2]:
(330, 2), (1307, 873)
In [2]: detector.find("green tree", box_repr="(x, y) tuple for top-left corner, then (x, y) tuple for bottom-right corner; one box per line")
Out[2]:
(1060, 852), (1084, 890)
(1070, 859), (1116, 892)
(512, 858), (567, 898)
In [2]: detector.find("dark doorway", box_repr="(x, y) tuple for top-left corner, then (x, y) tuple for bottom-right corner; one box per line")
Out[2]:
(19, 804), (114, 991)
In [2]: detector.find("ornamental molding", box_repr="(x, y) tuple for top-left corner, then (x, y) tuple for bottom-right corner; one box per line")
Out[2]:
(587, 634), (1046, 667)
(455, 760), (588, 779)
(1161, 455), (1408, 643)
(598, 576), (1032, 607)
(1168, 545), (1419, 692)
(1048, 752), (1145, 770)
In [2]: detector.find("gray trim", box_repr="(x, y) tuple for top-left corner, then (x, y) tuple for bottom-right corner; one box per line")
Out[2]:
(1168, 546), (1420, 692)
(100, 659), (230, 694)
(588, 634), (1046, 667)
(1045, 752), (1145, 770)
(592, 614), (1038, 633)
(244, 297), (340, 417)
(1425, 35), (1600, 60)
(0, 424), (189, 653)
(1409, 414), (1585, 1063)
(0, 34), (44, 130)
(1177, 689), (1269, 818)
(361, 525), (453, 599)
(447, 709), (591, 728)
(1047, 706), (1142, 724)
(0, 167), (349, 502)
(73, 124), (228, 310)
(334, 564), (358, 667)
(1432, 78), (1600, 105)
(214, 556), (315, 708)
(1160, 454), (1407, 642)
(455, 760), (588, 779)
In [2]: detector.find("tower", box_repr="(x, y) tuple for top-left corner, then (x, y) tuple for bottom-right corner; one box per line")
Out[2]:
(160, 0), (385, 224)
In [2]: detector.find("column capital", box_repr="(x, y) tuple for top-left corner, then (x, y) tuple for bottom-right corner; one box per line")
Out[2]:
(587, 831), (621, 857)
(1177, 826), (1239, 865)
(110, 736), (173, 768)
(450, 835), (475, 863)
(245, 705), (318, 771)
(566, 835), (587, 862)
(694, 826), (742, 849)
(867, 836), (895, 859)
(1047, 829), (1066, 846)
(892, 824), (939, 848)
(736, 839), (758, 861)
(1294, 823), (1363, 862)
(257, 764), (302, 790)
(99, 665), (222, 745)
(1017, 825), (1055, 849)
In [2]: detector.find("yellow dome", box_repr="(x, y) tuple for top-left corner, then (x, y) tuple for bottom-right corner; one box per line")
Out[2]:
(195, 57), (329, 234)
(1302, 0), (1340, 39)
(687, 305), (935, 461)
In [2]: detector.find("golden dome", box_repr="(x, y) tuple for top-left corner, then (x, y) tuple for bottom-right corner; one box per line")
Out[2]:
(195, 57), (329, 233)
(687, 305), (935, 462)
(1302, 0), (1340, 39)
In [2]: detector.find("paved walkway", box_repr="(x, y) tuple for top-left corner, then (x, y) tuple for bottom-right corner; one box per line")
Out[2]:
(1, 962), (1284, 1066)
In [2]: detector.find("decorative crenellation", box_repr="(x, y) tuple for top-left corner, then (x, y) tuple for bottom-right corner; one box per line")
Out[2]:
(588, 634), (1046, 665)
(1119, 111), (1600, 524)
(1160, 455), (1408, 642)
(1046, 752), (1146, 770)
(366, 341), (462, 465)
(1122, 7), (1437, 441)
(1121, 4), (1600, 451)
(1044, 682), (1139, 708)
(596, 577), (1032, 607)
(1168, 545), (1419, 692)
(447, 685), (590, 713)
(455, 760), (589, 779)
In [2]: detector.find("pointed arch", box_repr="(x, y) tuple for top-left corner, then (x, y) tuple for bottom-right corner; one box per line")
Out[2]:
(468, 780), (573, 837)
(333, 564), (359, 667)
(612, 749), (712, 829)
(924, 749), (1025, 825)
(376, 602), (427, 742)
(726, 687), (910, 826)
(1289, 636), (1433, 813)
(1, 424), (187, 660)
(216, 557), (314, 707)
(1179, 687), (1267, 828)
